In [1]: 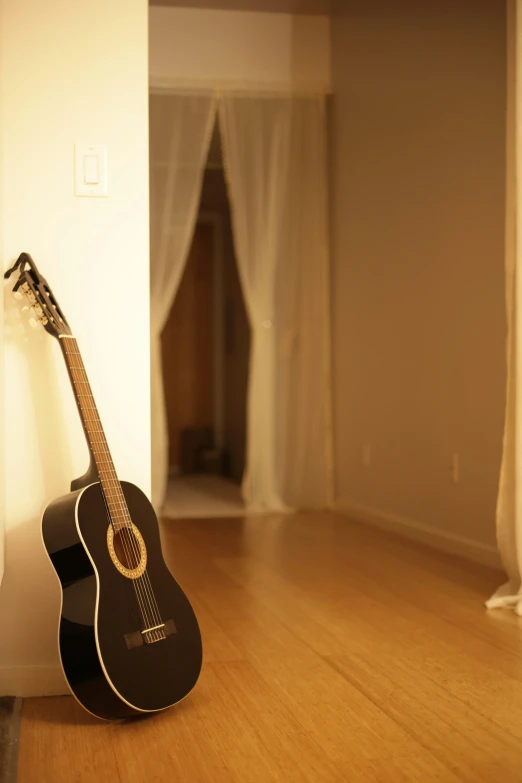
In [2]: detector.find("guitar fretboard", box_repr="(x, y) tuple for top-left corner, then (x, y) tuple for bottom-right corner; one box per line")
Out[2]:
(61, 336), (130, 531)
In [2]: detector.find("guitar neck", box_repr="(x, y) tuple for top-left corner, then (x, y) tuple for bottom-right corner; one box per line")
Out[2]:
(60, 335), (129, 530)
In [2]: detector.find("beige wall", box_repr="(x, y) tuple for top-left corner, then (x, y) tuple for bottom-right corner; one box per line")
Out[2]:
(330, 0), (507, 564)
(149, 6), (331, 91)
(0, 0), (150, 695)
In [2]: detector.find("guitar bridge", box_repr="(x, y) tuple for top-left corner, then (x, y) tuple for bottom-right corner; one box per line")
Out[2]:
(142, 623), (166, 644)
(124, 618), (177, 650)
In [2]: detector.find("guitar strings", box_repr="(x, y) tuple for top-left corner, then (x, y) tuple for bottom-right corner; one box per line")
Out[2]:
(72, 395), (157, 630)
(64, 339), (163, 636)
(32, 290), (155, 629)
(99, 488), (149, 635)
(66, 352), (164, 638)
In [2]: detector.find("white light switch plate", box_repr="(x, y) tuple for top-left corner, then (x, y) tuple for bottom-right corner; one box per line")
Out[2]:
(74, 143), (108, 197)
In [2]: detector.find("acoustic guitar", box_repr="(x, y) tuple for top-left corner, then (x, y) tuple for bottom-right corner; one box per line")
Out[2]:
(5, 253), (202, 721)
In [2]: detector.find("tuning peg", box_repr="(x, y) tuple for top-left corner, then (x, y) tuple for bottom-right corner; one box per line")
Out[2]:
(28, 317), (39, 329)
(13, 291), (24, 300)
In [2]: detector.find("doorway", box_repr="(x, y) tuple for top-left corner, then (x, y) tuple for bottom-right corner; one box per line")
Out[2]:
(160, 123), (251, 518)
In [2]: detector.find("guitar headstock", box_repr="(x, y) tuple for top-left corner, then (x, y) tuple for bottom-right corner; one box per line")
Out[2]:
(4, 253), (72, 339)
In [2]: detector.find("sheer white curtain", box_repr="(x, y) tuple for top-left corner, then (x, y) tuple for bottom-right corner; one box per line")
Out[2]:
(486, 1), (520, 613)
(149, 91), (216, 511)
(219, 93), (332, 512)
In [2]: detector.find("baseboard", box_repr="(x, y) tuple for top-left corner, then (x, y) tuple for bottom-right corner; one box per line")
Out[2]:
(337, 501), (503, 570)
(0, 666), (67, 698)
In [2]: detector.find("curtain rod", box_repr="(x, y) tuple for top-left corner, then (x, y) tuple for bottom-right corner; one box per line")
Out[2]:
(148, 78), (331, 98)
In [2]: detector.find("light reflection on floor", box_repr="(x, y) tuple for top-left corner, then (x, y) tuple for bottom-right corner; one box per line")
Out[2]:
(162, 474), (245, 519)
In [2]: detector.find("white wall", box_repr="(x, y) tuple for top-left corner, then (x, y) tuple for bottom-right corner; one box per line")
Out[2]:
(149, 6), (331, 91)
(330, 0), (507, 567)
(0, 0), (150, 696)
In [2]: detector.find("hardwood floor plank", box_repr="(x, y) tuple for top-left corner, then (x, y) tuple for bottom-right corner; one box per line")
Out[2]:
(18, 697), (121, 783)
(183, 590), (245, 664)
(17, 512), (522, 783)
(331, 652), (522, 783)
(108, 666), (233, 783)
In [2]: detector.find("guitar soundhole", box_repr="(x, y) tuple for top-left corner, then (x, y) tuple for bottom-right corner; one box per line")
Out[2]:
(107, 523), (147, 579)
(114, 529), (140, 570)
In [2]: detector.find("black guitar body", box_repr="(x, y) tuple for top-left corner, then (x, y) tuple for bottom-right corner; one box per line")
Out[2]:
(42, 481), (202, 721)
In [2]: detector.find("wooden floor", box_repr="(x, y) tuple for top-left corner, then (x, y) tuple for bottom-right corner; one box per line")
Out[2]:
(18, 513), (522, 782)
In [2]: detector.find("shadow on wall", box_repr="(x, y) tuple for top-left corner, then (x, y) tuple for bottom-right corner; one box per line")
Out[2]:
(0, 290), (75, 694)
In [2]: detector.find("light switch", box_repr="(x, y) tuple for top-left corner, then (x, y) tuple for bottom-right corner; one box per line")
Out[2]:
(84, 155), (99, 185)
(75, 144), (108, 197)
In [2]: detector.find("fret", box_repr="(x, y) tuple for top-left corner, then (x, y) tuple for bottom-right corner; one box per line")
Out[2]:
(100, 477), (124, 487)
(61, 337), (131, 525)
(104, 506), (129, 516)
(104, 499), (127, 509)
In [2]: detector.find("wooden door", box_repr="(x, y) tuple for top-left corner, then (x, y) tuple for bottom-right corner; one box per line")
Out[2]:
(161, 223), (214, 471)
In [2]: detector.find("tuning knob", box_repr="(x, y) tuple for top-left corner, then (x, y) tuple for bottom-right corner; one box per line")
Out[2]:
(13, 291), (24, 300)
(28, 317), (39, 329)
